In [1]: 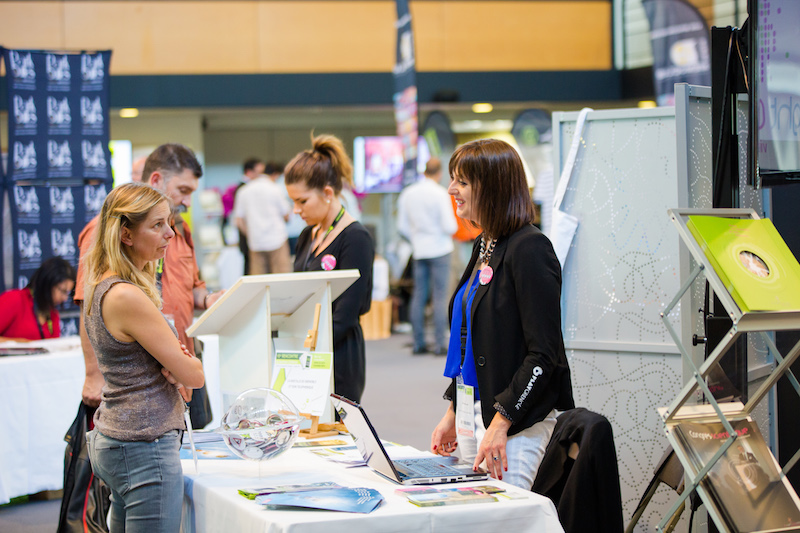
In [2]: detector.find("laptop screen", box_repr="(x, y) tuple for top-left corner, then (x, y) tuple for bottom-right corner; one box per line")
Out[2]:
(330, 394), (402, 482)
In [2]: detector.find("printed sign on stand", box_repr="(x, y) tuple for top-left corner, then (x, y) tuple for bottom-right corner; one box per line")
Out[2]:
(270, 351), (333, 417)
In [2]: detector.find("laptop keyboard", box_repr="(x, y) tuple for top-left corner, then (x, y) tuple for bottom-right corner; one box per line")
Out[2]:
(396, 458), (463, 477)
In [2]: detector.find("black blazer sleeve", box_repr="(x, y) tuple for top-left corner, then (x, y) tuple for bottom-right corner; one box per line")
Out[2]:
(459, 226), (573, 434)
(492, 230), (566, 421)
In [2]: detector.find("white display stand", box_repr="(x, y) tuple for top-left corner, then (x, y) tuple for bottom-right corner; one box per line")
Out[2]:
(187, 270), (359, 426)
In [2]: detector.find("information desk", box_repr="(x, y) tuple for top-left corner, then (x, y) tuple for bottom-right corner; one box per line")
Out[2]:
(181, 443), (563, 533)
(0, 337), (83, 504)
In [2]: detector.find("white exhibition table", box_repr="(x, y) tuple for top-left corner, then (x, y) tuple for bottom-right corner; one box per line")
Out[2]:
(0, 336), (84, 504)
(181, 442), (564, 533)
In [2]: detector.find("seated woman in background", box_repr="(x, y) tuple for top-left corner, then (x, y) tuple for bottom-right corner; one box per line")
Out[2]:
(0, 256), (76, 342)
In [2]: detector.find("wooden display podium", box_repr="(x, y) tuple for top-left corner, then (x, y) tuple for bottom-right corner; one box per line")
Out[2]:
(187, 270), (359, 426)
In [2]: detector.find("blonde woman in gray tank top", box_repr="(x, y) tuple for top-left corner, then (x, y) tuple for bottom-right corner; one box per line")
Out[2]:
(83, 182), (204, 533)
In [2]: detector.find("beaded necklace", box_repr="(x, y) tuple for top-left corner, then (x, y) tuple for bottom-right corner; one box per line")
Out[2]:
(478, 236), (497, 264)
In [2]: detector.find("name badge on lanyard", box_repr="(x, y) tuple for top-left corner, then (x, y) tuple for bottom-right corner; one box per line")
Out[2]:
(455, 374), (476, 438)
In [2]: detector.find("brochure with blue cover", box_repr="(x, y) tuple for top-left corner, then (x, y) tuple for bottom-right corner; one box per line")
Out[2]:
(239, 482), (343, 500)
(179, 440), (238, 460)
(255, 487), (383, 513)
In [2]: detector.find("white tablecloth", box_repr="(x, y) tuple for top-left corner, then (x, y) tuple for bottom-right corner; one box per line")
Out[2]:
(0, 337), (84, 504)
(181, 443), (564, 533)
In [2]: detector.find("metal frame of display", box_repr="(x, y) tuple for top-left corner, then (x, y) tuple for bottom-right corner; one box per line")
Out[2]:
(656, 208), (800, 532)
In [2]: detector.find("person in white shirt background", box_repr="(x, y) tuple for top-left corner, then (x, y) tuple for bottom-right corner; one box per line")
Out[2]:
(234, 161), (292, 274)
(397, 157), (458, 355)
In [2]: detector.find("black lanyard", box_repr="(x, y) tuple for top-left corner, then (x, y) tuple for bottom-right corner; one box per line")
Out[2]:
(32, 304), (51, 339)
(303, 207), (345, 270)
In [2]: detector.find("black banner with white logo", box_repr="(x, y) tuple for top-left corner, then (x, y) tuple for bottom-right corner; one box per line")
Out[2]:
(8, 183), (88, 321)
(8, 182), (107, 286)
(1, 48), (111, 321)
(643, 0), (711, 106)
(10, 184), (79, 275)
(2, 49), (112, 182)
(393, 0), (419, 187)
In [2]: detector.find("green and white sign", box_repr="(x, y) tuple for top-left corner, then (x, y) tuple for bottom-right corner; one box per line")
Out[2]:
(271, 351), (333, 416)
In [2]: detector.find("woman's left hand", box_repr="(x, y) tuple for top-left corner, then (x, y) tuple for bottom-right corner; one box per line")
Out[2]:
(475, 412), (512, 481)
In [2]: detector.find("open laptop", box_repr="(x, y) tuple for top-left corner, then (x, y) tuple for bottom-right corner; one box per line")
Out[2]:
(330, 393), (488, 485)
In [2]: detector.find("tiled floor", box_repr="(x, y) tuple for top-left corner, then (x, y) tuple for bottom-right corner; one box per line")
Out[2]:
(0, 329), (453, 532)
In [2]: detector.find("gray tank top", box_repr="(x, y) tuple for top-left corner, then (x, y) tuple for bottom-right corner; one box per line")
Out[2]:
(85, 276), (185, 441)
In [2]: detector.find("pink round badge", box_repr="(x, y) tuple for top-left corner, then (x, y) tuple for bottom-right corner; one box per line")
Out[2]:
(479, 266), (493, 285)
(321, 254), (337, 271)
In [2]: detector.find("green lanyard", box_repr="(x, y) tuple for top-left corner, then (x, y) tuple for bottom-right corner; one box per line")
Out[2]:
(319, 206), (345, 244)
(304, 207), (345, 270)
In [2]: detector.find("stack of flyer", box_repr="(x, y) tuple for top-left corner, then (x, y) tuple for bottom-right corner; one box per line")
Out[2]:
(395, 486), (502, 507)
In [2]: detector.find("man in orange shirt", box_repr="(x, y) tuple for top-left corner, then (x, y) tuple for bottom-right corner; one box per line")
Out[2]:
(75, 144), (223, 410)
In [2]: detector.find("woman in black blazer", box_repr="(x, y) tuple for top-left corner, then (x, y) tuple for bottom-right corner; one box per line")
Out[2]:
(430, 139), (574, 489)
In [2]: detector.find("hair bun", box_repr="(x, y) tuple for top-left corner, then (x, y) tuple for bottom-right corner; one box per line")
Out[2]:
(311, 134), (353, 186)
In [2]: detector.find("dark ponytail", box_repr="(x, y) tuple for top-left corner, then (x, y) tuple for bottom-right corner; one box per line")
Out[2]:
(285, 133), (353, 194)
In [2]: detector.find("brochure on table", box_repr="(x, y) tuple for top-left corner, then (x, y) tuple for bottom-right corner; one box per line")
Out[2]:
(187, 270), (359, 426)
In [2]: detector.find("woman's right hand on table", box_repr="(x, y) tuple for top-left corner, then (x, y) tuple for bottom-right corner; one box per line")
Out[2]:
(431, 404), (458, 456)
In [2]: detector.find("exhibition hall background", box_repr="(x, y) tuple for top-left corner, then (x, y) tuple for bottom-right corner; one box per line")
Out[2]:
(0, 1), (757, 532)
(0, 0), (748, 251)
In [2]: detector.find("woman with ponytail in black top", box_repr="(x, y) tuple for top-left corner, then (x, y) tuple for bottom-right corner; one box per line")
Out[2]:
(284, 134), (374, 403)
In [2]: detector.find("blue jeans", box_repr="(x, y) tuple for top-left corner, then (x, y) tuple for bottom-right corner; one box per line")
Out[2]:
(411, 253), (452, 350)
(87, 429), (183, 533)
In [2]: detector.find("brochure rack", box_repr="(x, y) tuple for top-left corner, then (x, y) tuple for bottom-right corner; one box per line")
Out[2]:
(657, 208), (800, 532)
(187, 270), (359, 425)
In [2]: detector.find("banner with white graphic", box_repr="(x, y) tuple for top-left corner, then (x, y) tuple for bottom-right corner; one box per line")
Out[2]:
(393, 0), (419, 187)
(2, 48), (112, 182)
(7, 183), (107, 321)
(1, 48), (111, 327)
(642, 0), (711, 107)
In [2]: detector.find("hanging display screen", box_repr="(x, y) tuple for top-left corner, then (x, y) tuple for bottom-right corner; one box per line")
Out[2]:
(352, 136), (429, 194)
(750, 0), (800, 186)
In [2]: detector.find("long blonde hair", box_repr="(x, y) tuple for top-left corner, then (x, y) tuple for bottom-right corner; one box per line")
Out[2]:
(85, 182), (170, 315)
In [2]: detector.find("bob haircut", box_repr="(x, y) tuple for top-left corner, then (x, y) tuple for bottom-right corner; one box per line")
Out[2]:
(27, 256), (76, 313)
(449, 139), (533, 238)
(284, 134), (353, 195)
(84, 182), (171, 315)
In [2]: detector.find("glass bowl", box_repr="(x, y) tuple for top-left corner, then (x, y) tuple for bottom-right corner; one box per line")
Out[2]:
(217, 388), (302, 461)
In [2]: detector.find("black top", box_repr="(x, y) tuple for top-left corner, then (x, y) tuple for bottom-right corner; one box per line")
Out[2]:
(445, 224), (574, 436)
(294, 221), (374, 402)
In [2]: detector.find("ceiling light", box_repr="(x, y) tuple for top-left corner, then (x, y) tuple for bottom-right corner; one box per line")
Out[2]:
(472, 103), (493, 114)
(119, 108), (139, 118)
